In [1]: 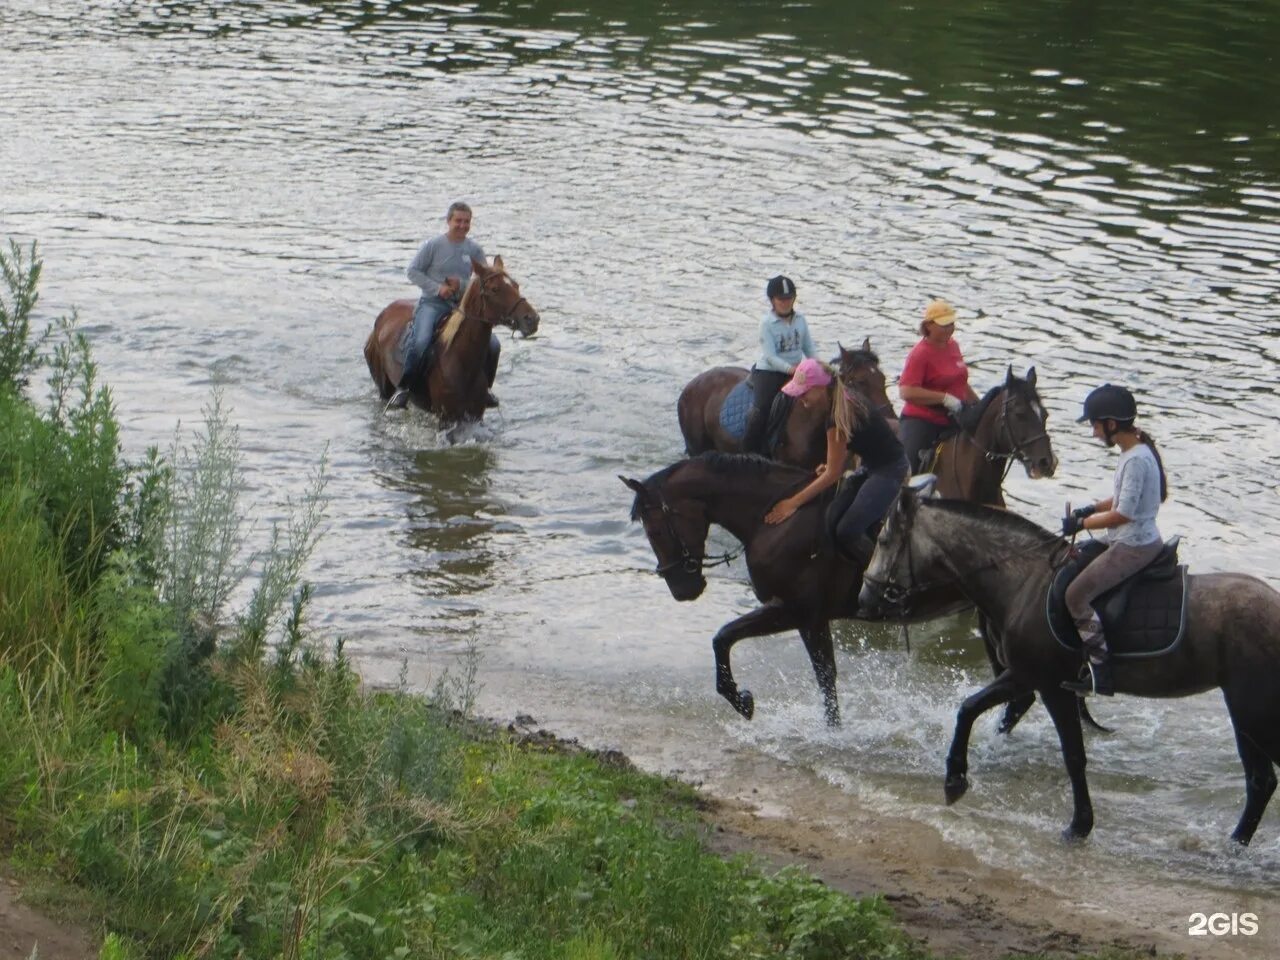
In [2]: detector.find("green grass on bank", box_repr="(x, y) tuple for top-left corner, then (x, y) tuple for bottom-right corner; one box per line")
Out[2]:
(0, 239), (1161, 960)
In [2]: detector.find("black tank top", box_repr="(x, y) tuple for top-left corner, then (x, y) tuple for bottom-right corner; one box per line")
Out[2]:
(830, 401), (904, 470)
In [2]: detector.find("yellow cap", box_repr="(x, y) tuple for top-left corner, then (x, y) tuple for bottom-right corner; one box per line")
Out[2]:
(923, 299), (957, 326)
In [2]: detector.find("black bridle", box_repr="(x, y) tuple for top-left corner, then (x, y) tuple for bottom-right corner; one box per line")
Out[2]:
(862, 500), (1070, 617)
(639, 487), (742, 576)
(838, 358), (896, 420)
(959, 387), (1051, 475)
(468, 270), (533, 331)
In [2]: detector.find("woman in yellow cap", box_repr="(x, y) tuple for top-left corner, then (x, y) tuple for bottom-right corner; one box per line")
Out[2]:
(897, 299), (979, 475)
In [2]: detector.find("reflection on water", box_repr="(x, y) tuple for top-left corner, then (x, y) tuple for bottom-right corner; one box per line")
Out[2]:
(5, 0), (1280, 918)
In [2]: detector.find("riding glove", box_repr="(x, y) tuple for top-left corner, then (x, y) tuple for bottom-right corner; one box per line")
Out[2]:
(941, 394), (964, 414)
(1061, 514), (1085, 537)
(1071, 505), (1097, 520)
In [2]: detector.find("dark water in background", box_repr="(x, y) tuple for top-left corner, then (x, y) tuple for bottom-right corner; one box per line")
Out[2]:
(4, 0), (1280, 933)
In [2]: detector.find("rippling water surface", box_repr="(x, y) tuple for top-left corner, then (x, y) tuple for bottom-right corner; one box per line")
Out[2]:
(4, 0), (1279, 936)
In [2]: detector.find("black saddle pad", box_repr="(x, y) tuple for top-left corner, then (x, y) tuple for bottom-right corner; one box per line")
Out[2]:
(1046, 539), (1189, 658)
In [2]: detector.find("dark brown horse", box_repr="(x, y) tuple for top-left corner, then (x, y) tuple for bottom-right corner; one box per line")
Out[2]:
(622, 455), (968, 725)
(676, 340), (895, 469)
(924, 366), (1057, 506)
(364, 255), (539, 423)
(859, 491), (1280, 845)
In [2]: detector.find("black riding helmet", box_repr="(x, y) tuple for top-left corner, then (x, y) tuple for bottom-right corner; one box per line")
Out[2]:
(1077, 383), (1137, 423)
(766, 275), (796, 299)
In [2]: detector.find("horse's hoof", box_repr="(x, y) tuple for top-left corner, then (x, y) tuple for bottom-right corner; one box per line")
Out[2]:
(824, 711), (842, 729)
(944, 774), (969, 805)
(736, 689), (755, 720)
(1060, 820), (1094, 843)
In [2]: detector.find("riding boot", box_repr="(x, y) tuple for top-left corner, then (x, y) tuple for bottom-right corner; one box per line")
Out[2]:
(837, 533), (875, 569)
(1061, 617), (1114, 697)
(741, 407), (767, 455)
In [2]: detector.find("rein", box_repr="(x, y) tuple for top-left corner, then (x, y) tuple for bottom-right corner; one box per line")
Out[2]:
(646, 489), (743, 576)
(960, 388), (1049, 468)
(863, 507), (1070, 616)
(465, 270), (532, 331)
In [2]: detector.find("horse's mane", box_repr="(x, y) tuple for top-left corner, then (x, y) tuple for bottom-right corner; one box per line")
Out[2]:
(924, 497), (1059, 545)
(440, 263), (508, 349)
(631, 452), (807, 520)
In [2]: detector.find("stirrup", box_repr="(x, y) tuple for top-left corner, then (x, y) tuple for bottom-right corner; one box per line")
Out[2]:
(1061, 661), (1113, 697)
(384, 388), (410, 412)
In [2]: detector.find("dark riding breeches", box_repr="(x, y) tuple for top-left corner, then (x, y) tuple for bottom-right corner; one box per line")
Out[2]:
(742, 368), (790, 455)
(833, 458), (909, 556)
(898, 415), (950, 475)
(1065, 539), (1163, 656)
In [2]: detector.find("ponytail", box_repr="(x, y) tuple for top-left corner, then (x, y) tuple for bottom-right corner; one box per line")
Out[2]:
(829, 369), (867, 441)
(1136, 429), (1168, 502)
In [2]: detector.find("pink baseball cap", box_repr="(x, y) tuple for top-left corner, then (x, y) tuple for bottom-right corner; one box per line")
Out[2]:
(781, 358), (832, 397)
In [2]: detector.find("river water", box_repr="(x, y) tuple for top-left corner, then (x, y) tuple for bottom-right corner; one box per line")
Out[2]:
(4, 0), (1279, 946)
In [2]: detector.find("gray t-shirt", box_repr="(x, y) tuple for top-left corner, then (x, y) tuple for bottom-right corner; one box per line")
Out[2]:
(406, 234), (487, 307)
(1109, 443), (1162, 546)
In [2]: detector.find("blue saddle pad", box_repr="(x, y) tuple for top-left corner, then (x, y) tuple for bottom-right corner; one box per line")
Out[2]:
(719, 379), (753, 440)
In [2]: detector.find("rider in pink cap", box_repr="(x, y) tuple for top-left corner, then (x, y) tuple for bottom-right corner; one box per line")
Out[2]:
(765, 359), (909, 567)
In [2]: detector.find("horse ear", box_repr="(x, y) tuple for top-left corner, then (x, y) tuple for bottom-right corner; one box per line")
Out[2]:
(620, 475), (645, 495)
(470, 255), (489, 276)
(837, 340), (846, 356)
(1005, 364), (1015, 386)
(492, 254), (504, 273)
(861, 336), (871, 352)
(1025, 366), (1037, 388)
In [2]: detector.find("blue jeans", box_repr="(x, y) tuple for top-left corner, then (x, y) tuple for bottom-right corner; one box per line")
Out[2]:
(401, 296), (503, 390)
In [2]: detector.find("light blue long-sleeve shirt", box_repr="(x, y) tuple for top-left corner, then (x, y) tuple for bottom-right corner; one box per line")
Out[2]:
(755, 310), (818, 373)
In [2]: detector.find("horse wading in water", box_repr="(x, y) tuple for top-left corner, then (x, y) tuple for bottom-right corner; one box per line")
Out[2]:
(622, 454), (969, 725)
(365, 255), (539, 423)
(676, 340), (895, 469)
(859, 489), (1280, 844)
(925, 366), (1057, 506)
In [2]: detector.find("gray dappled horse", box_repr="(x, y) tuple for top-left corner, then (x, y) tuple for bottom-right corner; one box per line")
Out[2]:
(859, 489), (1280, 845)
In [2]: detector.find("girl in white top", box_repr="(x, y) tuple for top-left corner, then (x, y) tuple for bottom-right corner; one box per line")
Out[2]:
(1060, 384), (1169, 697)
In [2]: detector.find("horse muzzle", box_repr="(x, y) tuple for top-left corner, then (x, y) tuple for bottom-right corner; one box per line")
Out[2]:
(1025, 453), (1058, 480)
(515, 310), (540, 338)
(664, 571), (707, 602)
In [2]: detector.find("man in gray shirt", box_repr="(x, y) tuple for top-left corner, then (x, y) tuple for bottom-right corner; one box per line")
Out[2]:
(387, 201), (501, 409)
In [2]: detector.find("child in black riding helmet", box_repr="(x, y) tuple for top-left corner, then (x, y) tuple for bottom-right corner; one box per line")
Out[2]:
(1060, 384), (1169, 697)
(741, 275), (820, 455)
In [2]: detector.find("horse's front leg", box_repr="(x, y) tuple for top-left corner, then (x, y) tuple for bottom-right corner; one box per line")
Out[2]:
(977, 614), (1036, 735)
(1040, 687), (1095, 841)
(712, 603), (800, 720)
(799, 621), (840, 727)
(945, 670), (1024, 804)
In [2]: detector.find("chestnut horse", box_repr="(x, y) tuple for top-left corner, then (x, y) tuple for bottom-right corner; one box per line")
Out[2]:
(676, 340), (895, 469)
(364, 255), (539, 423)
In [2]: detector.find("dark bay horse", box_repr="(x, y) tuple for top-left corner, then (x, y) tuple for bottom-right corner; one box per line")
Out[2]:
(859, 490), (1280, 844)
(925, 366), (1057, 506)
(622, 454), (968, 725)
(364, 255), (539, 423)
(676, 340), (895, 469)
